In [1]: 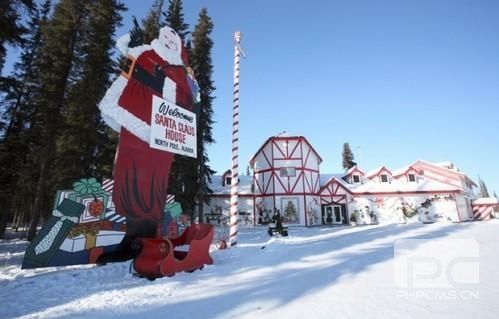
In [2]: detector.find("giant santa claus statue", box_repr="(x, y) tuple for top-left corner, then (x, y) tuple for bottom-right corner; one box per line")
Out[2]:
(97, 20), (199, 262)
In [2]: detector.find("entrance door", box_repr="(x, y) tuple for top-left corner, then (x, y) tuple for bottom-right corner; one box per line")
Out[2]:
(332, 205), (343, 224)
(323, 205), (344, 225)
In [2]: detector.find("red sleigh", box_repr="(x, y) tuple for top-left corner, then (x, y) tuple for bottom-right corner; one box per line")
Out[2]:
(132, 223), (214, 280)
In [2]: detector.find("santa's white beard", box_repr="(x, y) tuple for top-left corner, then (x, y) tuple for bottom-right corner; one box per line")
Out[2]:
(151, 39), (183, 66)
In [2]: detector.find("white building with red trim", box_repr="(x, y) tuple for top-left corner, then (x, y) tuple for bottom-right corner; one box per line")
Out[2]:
(250, 136), (323, 226)
(204, 135), (483, 226)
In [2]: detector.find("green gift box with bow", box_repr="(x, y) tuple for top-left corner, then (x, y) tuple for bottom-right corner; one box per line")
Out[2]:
(165, 202), (182, 218)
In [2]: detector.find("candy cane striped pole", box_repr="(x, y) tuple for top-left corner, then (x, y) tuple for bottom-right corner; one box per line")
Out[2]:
(229, 31), (244, 247)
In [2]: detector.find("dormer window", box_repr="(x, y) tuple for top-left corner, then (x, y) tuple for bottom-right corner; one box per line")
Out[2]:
(352, 175), (361, 184)
(380, 174), (388, 183)
(225, 177), (232, 186)
(408, 173), (416, 182)
(280, 167), (296, 177)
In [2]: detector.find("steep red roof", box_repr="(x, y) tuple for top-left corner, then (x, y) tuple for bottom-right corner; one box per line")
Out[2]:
(249, 136), (323, 166)
(343, 166), (365, 177)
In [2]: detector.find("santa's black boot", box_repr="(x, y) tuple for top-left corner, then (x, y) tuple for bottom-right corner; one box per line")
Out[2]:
(96, 219), (157, 264)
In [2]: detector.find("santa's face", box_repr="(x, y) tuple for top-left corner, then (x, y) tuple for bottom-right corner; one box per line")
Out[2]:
(159, 26), (180, 54)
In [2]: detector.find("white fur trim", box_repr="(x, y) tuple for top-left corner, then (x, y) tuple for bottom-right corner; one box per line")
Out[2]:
(116, 33), (151, 59)
(151, 39), (182, 65)
(162, 77), (177, 103)
(116, 34), (131, 56)
(128, 44), (151, 60)
(98, 76), (150, 143)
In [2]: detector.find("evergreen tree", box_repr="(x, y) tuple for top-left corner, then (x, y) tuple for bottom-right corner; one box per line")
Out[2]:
(142, 0), (164, 44)
(478, 177), (490, 198)
(168, 157), (198, 219)
(0, 0), (126, 239)
(163, 0), (189, 40)
(26, 0), (88, 240)
(54, 0), (125, 188)
(246, 165), (251, 176)
(0, 0), (35, 75)
(190, 8), (216, 222)
(342, 142), (356, 170)
(0, 0), (50, 238)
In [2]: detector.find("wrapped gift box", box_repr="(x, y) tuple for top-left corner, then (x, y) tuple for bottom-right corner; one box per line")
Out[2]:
(61, 220), (126, 252)
(54, 191), (111, 224)
(60, 230), (126, 253)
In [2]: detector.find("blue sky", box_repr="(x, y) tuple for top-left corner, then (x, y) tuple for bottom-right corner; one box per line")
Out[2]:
(5, 0), (499, 194)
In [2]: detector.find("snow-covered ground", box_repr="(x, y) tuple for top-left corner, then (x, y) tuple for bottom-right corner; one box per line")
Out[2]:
(1, 221), (498, 319)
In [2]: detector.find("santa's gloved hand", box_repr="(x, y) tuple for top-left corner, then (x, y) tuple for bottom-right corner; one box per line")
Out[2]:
(153, 64), (166, 81)
(151, 64), (166, 93)
(129, 16), (144, 48)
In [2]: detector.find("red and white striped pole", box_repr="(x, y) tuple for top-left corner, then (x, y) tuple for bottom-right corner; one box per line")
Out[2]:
(229, 31), (244, 247)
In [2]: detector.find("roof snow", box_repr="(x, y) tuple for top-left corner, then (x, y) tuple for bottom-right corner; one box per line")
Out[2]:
(433, 161), (455, 170)
(365, 166), (384, 177)
(319, 173), (461, 194)
(391, 165), (413, 177)
(365, 166), (393, 178)
(208, 175), (253, 195)
(344, 166), (364, 176)
(319, 174), (345, 186)
(211, 159), (473, 196)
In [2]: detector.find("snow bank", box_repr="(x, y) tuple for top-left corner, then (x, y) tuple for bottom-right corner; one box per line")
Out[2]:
(1, 221), (499, 319)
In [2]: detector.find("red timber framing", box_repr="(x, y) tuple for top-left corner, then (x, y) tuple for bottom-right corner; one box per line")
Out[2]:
(343, 166), (365, 183)
(393, 165), (422, 178)
(319, 177), (351, 206)
(250, 136), (322, 225)
(394, 167), (422, 183)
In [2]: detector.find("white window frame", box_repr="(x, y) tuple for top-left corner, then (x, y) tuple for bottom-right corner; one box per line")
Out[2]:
(380, 174), (389, 183)
(408, 173), (416, 183)
(352, 174), (361, 184)
(280, 167), (296, 177)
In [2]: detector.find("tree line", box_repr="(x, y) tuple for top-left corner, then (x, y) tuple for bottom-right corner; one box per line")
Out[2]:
(0, 0), (215, 239)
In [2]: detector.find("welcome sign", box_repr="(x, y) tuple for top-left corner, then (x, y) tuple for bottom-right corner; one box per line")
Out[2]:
(150, 95), (197, 158)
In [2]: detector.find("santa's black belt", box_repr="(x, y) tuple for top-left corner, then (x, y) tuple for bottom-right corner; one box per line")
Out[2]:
(121, 57), (162, 93)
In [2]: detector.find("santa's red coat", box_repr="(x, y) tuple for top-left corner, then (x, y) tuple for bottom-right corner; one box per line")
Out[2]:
(113, 49), (193, 228)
